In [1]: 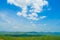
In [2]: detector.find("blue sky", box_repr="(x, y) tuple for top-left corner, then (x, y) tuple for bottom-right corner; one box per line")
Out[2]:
(0, 0), (60, 32)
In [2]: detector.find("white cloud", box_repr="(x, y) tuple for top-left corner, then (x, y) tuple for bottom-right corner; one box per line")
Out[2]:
(7, 0), (48, 20)
(17, 12), (22, 16)
(40, 16), (46, 19)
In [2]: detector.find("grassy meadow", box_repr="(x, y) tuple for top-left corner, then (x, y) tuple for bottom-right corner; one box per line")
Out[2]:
(0, 35), (60, 40)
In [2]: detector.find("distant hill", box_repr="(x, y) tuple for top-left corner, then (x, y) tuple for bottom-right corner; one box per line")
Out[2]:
(0, 32), (60, 36)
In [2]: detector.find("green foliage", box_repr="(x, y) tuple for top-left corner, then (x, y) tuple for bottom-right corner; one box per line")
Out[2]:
(0, 35), (60, 40)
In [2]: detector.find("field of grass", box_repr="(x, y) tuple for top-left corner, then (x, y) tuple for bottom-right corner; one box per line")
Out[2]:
(0, 35), (60, 40)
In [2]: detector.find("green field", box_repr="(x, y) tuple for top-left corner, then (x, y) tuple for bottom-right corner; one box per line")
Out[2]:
(0, 35), (60, 40)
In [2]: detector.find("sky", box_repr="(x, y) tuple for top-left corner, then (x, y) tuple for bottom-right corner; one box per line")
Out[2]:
(0, 0), (60, 32)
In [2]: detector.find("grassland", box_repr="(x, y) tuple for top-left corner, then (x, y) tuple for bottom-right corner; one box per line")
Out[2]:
(0, 35), (60, 40)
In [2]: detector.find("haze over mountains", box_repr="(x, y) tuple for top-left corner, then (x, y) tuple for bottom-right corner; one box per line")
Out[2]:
(0, 31), (60, 36)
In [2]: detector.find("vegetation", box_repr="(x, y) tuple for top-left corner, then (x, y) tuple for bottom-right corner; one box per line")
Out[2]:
(0, 35), (60, 40)
(0, 32), (60, 40)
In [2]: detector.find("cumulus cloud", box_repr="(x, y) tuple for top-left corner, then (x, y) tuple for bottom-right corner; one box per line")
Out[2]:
(7, 0), (48, 20)
(40, 16), (46, 19)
